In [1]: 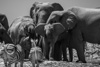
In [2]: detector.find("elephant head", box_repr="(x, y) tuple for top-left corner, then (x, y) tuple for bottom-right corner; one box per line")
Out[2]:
(8, 16), (36, 45)
(30, 2), (64, 25)
(24, 23), (36, 39)
(46, 11), (77, 31)
(35, 23), (65, 39)
(0, 23), (13, 44)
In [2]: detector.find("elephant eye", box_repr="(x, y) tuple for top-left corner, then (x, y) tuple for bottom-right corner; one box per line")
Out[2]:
(69, 14), (75, 19)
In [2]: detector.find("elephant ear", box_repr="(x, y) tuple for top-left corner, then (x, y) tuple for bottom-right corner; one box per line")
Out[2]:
(35, 23), (46, 37)
(53, 23), (65, 35)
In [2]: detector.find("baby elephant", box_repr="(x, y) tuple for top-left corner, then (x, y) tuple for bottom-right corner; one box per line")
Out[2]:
(29, 40), (44, 67)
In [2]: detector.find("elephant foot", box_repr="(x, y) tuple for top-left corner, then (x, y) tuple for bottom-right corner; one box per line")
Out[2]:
(25, 55), (29, 59)
(43, 57), (48, 61)
(49, 57), (54, 61)
(76, 60), (86, 63)
(63, 59), (69, 62)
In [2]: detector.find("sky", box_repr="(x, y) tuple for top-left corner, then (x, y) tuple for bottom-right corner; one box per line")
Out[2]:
(0, 0), (100, 26)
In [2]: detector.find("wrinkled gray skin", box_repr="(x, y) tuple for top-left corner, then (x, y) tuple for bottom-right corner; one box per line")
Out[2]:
(37, 6), (100, 63)
(0, 14), (9, 31)
(30, 2), (64, 60)
(35, 23), (66, 61)
(0, 14), (12, 44)
(0, 23), (13, 44)
(30, 2), (64, 25)
(8, 16), (35, 45)
(8, 16), (36, 59)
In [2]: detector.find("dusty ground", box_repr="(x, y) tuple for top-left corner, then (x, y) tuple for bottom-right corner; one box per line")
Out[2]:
(1, 42), (100, 67)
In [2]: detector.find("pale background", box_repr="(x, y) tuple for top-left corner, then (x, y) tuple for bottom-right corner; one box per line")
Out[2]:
(0, 0), (100, 26)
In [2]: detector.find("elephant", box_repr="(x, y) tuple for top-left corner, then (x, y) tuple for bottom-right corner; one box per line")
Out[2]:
(35, 6), (100, 63)
(8, 16), (36, 59)
(8, 16), (36, 45)
(35, 9), (85, 62)
(19, 36), (32, 59)
(0, 13), (9, 31)
(30, 2), (64, 60)
(30, 2), (64, 25)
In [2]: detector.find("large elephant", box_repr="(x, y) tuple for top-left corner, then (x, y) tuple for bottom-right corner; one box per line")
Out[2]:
(30, 2), (64, 25)
(30, 2), (64, 60)
(8, 16), (36, 59)
(0, 13), (9, 31)
(0, 23), (13, 44)
(35, 6), (100, 63)
(8, 16), (36, 45)
(30, 2), (64, 44)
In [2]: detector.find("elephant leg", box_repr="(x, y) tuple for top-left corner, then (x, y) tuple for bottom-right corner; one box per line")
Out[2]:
(31, 59), (35, 67)
(25, 49), (30, 59)
(49, 36), (59, 60)
(38, 37), (43, 50)
(4, 60), (8, 67)
(20, 61), (24, 67)
(37, 35), (42, 47)
(76, 42), (86, 63)
(15, 62), (18, 67)
(54, 41), (62, 61)
(45, 44), (50, 60)
(8, 63), (11, 67)
(68, 47), (73, 62)
(61, 42), (68, 61)
(49, 43), (55, 60)
(43, 38), (49, 60)
(83, 41), (86, 53)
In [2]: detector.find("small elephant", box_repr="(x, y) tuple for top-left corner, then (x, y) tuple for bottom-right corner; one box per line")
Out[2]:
(8, 16), (36, 45)
(30, 2), (64, 25)
(35, 23), (65, 60)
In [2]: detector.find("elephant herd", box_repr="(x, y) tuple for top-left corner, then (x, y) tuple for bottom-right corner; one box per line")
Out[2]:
(0, 2), (100, 64)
